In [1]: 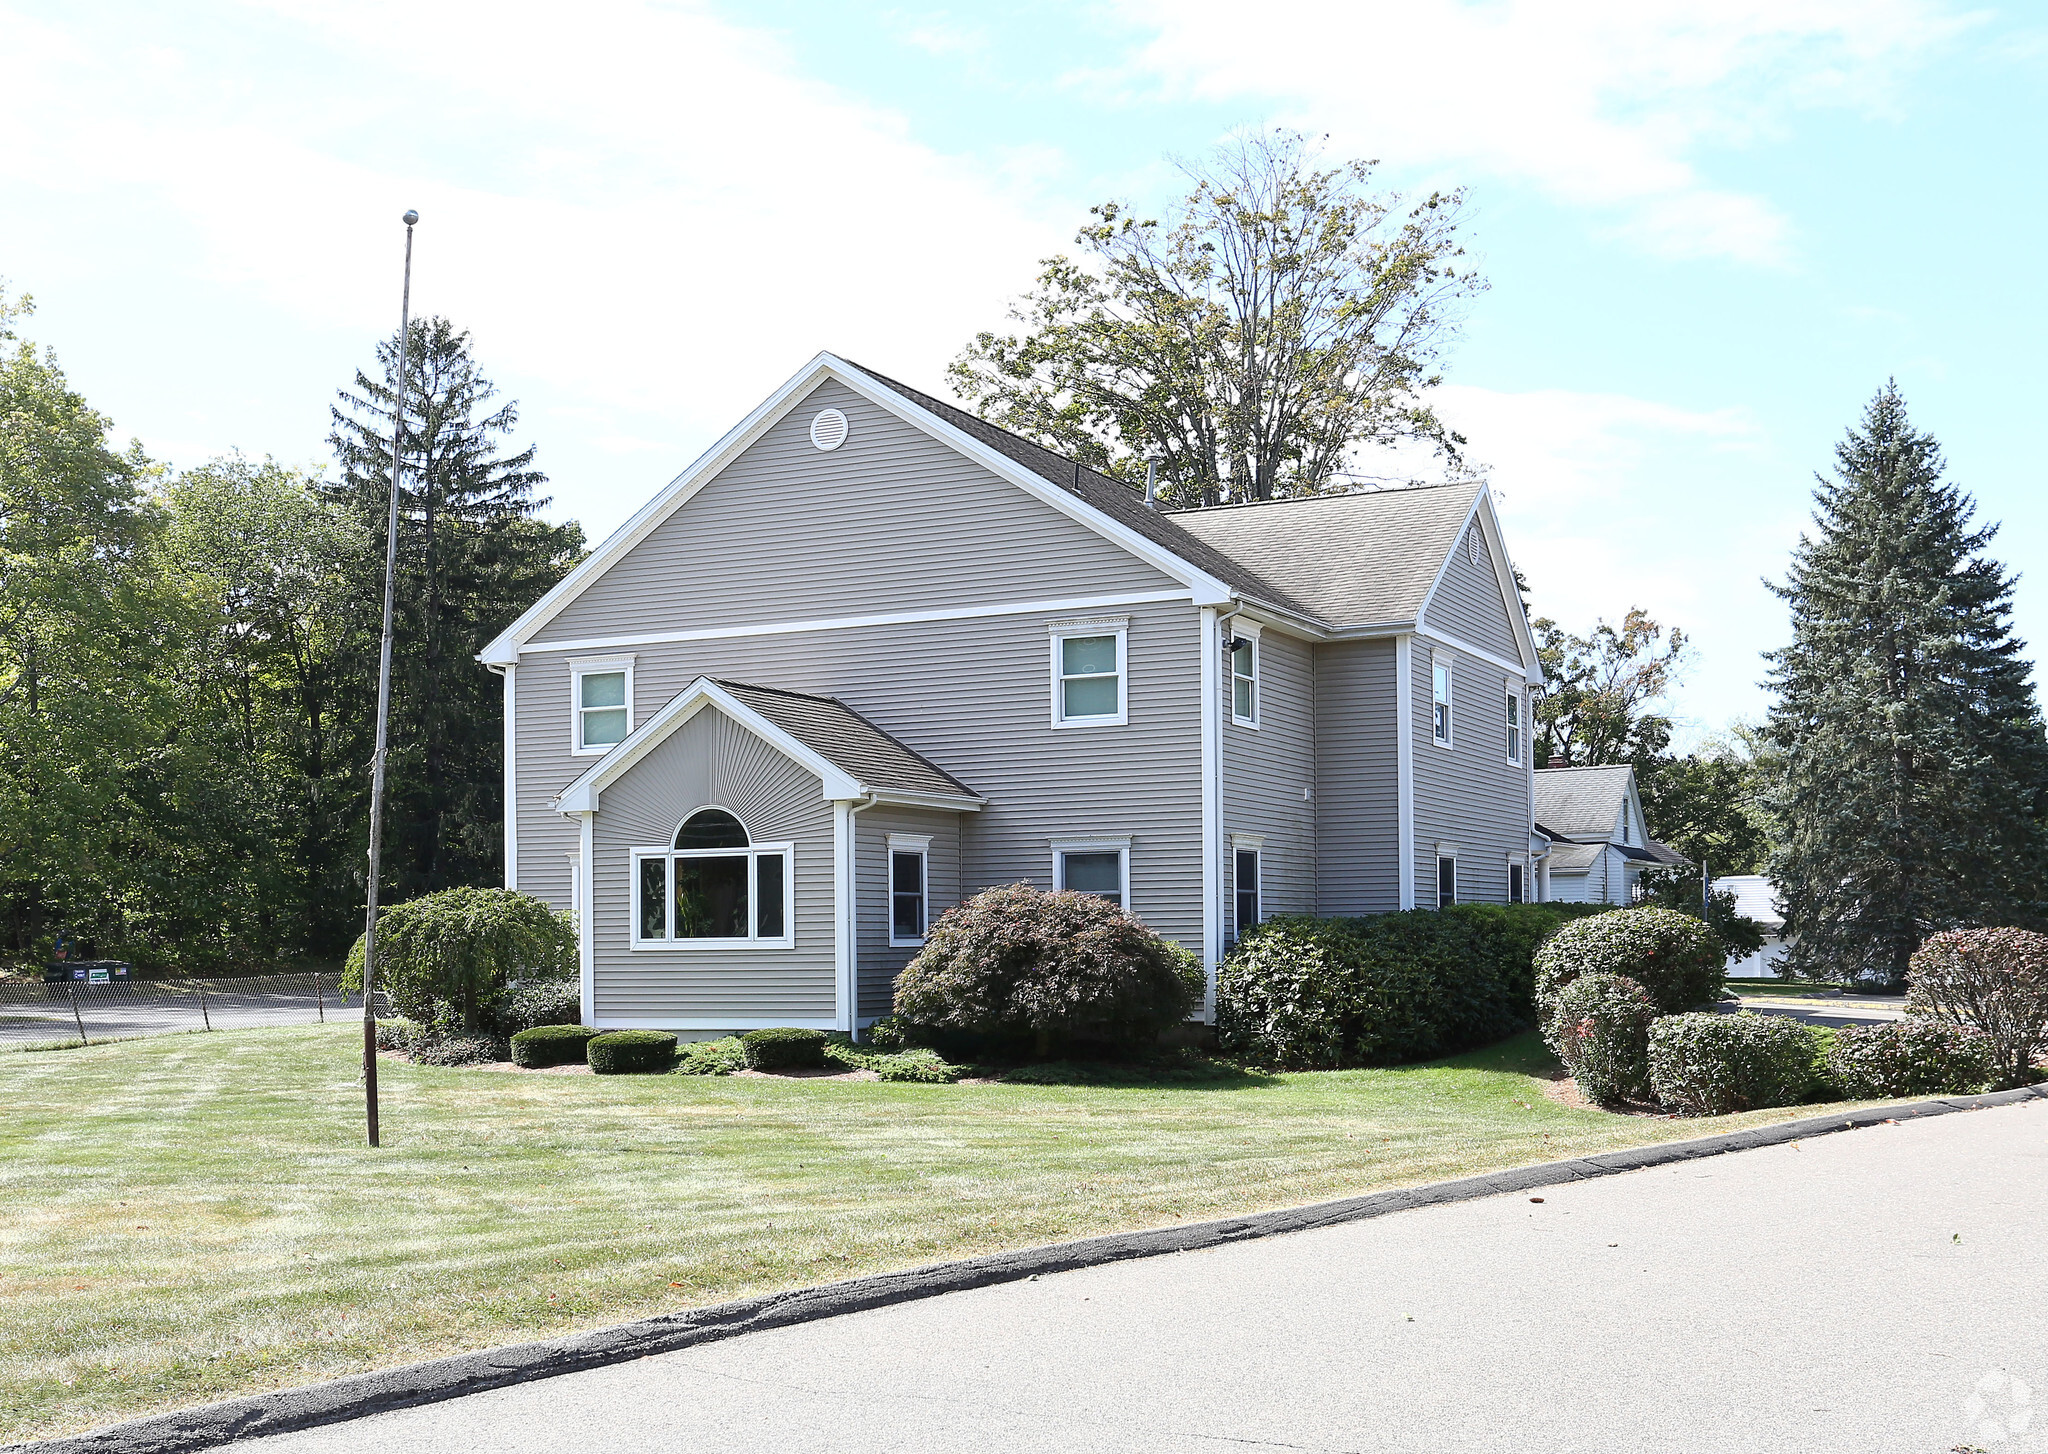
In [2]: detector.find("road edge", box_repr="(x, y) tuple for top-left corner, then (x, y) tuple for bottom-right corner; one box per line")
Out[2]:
(16, 1083), (2046, 1453)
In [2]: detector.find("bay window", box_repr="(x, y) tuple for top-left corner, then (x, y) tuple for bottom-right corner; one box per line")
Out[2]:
(633, 808), (792, 948)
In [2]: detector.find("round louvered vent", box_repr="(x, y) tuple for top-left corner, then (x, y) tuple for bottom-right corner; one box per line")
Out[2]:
(810, 408), (849, 451)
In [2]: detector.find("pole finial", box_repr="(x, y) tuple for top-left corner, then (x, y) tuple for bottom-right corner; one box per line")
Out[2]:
(402, 209), (419, 226)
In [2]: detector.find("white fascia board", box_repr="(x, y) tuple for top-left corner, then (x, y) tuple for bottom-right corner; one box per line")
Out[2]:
(1411, 484), (1544, 685)
(1414, 625), (1529, 681)
(554, 676), (863, 815)
(837, 359), (1233, 601)
(481, 352), (1232, 663)
(869, 788), (986, 812)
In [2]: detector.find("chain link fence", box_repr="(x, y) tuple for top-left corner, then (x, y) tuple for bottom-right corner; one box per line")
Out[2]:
(0, 974), (389, 1048)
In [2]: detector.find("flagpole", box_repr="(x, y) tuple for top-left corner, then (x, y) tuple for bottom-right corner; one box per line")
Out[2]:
(362, 207), (418, 1148)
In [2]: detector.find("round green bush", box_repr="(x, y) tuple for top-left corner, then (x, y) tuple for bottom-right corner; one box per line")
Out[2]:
(510, 1023), (602, 1069)
(1907, 927), (2048, 1089)
(1535, 907), (1725, 1018)
(895, 883), (1202, 1056)
(863, 1015), (911, 1051)
(587, 1029), (678, 1075)
(1648, 1012), (1820, 1116)
(1824, 1019), (1994, 1099)
(741, 1026), (828, 1070)
(1545, 972), (1656, 1106)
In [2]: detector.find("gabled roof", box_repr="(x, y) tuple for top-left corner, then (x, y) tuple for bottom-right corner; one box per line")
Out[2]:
(1167, 484), (1482, 631)
(1543, 840), (1608, 873)
(711, 681), (977, 802)
(1532, 764), (1636, 840)
(481, 351), (1536, 670)
(1713, 873), (1786, 931)
(555, 677), (983, 815)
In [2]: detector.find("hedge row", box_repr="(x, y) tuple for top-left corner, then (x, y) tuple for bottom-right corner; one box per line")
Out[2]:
(1216, 903), (1605, 1069)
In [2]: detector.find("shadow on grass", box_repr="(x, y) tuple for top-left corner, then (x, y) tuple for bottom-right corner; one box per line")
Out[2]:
(994, 1053), (1282, 1090)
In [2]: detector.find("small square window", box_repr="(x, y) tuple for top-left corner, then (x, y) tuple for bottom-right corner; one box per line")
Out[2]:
(1049, 620), (1128, 727)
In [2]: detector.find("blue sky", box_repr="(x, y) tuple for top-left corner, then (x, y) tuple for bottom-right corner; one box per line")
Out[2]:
(4, 0), (2043, 744)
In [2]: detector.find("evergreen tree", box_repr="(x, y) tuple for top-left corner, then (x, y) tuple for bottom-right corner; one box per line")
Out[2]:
(1765, 383), (2048, 988)
(329, 318), (583, 905)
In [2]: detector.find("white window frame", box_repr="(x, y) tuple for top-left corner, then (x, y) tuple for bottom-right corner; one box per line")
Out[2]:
(1048, 616), (1129, 729)
(1432, 653), (1454, 749)
(887, 832), (931, 948)
(1504, 680), (1522, 766)
(1050, 835), (1132, 908)
(1508, 854), (1526, 904)
(569, 654), (636, 757)
(1436, 846), (1458, 908)
(1231, 833), (1264, 941)
(630, 810), (795, 950)
(1229, 622), (1260, 729)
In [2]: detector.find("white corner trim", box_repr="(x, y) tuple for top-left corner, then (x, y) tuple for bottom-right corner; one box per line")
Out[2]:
(501, 664), (517, 890)
(833, 800), (854, 1032)
(886, 832), (933, 853)
(574, 817), (593, 1024)
(1200, 604), (1221, 1012)
(1395, 634), (1415, 910)
(477, 353), (1231, 664)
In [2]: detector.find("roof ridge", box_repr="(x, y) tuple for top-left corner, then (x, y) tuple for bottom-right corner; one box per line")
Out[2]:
(1161, 480), (1478, 514)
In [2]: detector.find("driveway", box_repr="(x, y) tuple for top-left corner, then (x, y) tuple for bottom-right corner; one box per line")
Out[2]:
(234, 1098), (2048, 1454)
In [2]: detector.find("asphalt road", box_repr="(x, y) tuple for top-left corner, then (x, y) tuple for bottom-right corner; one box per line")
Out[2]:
(236, 1097), (2048, 1454)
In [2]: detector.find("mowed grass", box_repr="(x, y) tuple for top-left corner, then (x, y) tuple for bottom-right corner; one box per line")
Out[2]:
(3, 1023), (1875, 1442)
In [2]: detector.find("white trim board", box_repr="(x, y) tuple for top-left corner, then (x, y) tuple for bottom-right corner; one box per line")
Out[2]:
(479, 353), (1232, 665)
(520, 589), (1194, 659)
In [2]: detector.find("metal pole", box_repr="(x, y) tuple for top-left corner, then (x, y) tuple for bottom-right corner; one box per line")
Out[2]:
(70, 986), (87, 1046)
(362, 208), (418, 1149)
(198, 983), (211, 1032)
(316, 969), (324, 1023)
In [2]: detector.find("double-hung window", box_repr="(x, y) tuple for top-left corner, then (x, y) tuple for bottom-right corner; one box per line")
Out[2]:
(1505, 683), (1522, 765)
(1233, 843), (1262, 942)
(1049, 617), (1128, 727)
(1432, 654), (1453, 747)
(1230, 631), (1258, 727)
(570, 655), (635, 755)
(634, 808), (792, 948)
(888, 833), (930, 946)
(1052, 836), (1130, 909)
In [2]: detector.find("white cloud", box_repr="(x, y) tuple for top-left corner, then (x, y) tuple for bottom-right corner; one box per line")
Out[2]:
(1105, 0), (1975, 265)
(0, 0), (1069, 475)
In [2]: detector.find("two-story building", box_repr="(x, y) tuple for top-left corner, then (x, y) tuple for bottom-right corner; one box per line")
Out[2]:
(480, 354), (1548, 1034)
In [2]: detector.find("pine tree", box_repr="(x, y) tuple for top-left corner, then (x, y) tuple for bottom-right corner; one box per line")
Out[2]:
(328, 318), (583, 905)
(1765, 383), (2048, 988)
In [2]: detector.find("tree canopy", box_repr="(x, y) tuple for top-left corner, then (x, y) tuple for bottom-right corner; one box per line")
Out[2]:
(950, 130), (1482, 507)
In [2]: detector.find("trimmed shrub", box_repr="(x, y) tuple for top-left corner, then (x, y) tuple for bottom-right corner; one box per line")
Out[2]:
(496, 978), (581, 1037)
(1907, 928), (2048, 1089)
(343, 887), (576, 1031)
(676, 1037), (748, 1076)
(510, 1023), (602, 1069)
(742, 1026), (828, 1070)
(822, 1033), (965, 1082)
(1545, 972), (1656, 1105)
(1216, 904), (1597, 1070)
(374, 1017), (498, 1066)
(895, 883), (1203, 1056)
(587, 1029), (677, 1075)
(1824, 1019), (1994, 1099)
(863, 1016), (911, 1051)
(1648, 1012), (1820, 1115)
(1535, 908), (1725, 1019)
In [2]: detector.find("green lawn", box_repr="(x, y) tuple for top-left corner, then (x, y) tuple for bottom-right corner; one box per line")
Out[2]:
(1, 1023), (1882, 1443)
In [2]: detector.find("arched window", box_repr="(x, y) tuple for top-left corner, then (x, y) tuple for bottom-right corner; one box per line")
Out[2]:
(675, 809), (748, 850)
(634, 808), (791, 947)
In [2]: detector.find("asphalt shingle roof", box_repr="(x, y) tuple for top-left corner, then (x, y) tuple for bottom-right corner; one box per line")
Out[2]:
(714, 681), (979, 801)
(1533, 765), (1635, 841)
(843, 361), (1481, 631)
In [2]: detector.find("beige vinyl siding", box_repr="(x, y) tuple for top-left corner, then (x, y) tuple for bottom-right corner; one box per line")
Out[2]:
(1427, 524), (1520, 661)
(1312, 638), (1401, 913)
(854, 806), (961, 1019)
(587, 706), (836, 1022)
(517, 597), (1206, 954)
(1413, 648), (1532, 905)
(1220, 627), (1316, 928)
(538, 379), (1181, 645)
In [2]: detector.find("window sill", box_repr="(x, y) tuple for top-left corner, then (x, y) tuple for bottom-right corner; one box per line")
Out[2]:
(888, 936), (926, 949)
(1230, 714), (1260, 730)
(629, 938), (796, 952)
(1052, 714), (1128, 729)
(570, 743), (620, 758)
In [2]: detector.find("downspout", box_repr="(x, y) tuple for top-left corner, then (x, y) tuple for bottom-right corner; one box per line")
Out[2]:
(1205, 602), (1242, 1021)
(488, 662), (515, 890)
(835, 794), (877, 1037)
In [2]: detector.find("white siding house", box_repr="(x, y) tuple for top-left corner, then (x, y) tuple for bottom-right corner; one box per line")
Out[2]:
(1716, 874), (1791, 977)
(1533, 764), (1687, 905)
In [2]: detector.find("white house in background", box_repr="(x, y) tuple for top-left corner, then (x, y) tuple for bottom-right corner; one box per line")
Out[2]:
(1715, 874), (1791, 977)
(1532, 764), (1687, 904)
